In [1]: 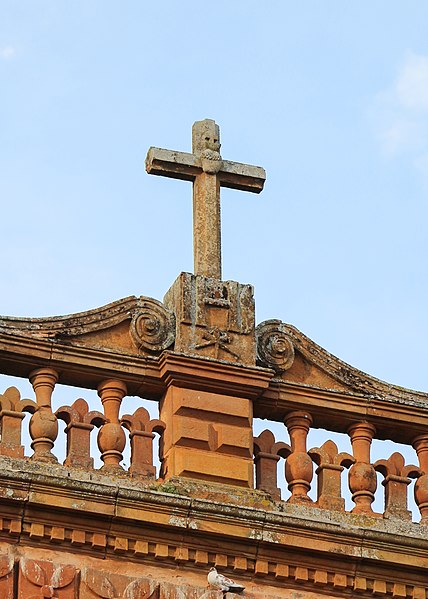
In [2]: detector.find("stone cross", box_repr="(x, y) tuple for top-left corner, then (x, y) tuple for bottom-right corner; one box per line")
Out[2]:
(146, 119), (266, 280)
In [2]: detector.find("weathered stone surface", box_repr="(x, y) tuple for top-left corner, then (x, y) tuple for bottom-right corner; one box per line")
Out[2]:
(284, 412), (313, 504)
(56, 398), (105, 469)
(0, 386), (36, 458)
(374, 452), (421, 520)
(309, 440), (354, 511)
(158, 355), (269, 486)
(164, 272), (255, 365)
(146, 119), (265, 279)
(256, 320), (295, 373)
(0, 295), (175, 359)
(97, 379), (127, 472)
(348, 422), (377, 515)
(82, 568), (158, 598)
(19, 558), (76, 598)
(254, 429), (290, 500)
(0, 554), (14, 598)
(121, 407), (165, 478)
(0, 455), (427, 597)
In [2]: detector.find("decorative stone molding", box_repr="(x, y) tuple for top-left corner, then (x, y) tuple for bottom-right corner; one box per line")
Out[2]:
(121, 407), (165, 477)
(374, 452), (421, 520)
(309, 440), (354, 511)
(256, 320), (295, 373)
(82, 568), (158, 598)
(129, 298), (175, 353)
(253, 430), (290, 500)
(0, 554), (14, 597)
(348, 422), (377, 515)
(97, 379), (127, 471)
(164, 272), (256, 365)
(284, 411), (313, 504)
(29, 368), (59, 463)
(259, 321), (428, 412)
(0, 545), (426, 598)
(56, 398), (105, 469)
(19, 558), (76, 598)
(0, 295), (175, 358)
(412, 434), (428, 525)
(0, 387), (36, 458)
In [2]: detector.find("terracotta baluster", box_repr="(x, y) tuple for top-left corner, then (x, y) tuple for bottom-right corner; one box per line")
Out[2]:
(121, 407), (166, 477)
(29, 368), (59, 463)
(347, 422), (377, 514)
(309, 440), (354, 511)
(0, 387), (36, 458)
(412, 435), (428, 524)
(56, 398), (105, 469)
(97, 379), (127, 471)
(374, 452), (421, 520)
(253, 429), (291, 500)
(284, 411), (313, 503)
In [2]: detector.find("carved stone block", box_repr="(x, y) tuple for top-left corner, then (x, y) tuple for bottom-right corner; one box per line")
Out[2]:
(164, 272), (255, 365)
(159, 581), (219, 599)
(81, 568), (159, 598)
(160, 385), (254, 487)
(0, 555), (14, 599)
(19, 558), (76, 598)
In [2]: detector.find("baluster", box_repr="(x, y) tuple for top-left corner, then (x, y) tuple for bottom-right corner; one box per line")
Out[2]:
(56, 398), (105, 469)
(347, 422), (377, 514)
(309, 440), (354, 511)
(374, 452), (421, 520)
(29, 368), (59, 463)
(121, 407), (166, 477)
(284, 411), (313, 503)
(253, 429), (290, 500)
(97, 379), (127, 471)
(412, 435), (428, 524)
(0, 387), (36, 458)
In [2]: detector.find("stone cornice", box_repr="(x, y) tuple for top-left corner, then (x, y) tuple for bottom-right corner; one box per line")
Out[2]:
(258, 380), (428, 443)
(0, 458), (427, 596)
(0, 332), (163, 397)
(260, 321), (428, 405)
(0, 296), (141, 338)
(159, 352), (272, 398)
(256, 320), (428, 443)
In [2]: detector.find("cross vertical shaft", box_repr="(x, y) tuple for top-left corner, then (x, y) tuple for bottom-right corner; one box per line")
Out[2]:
(192, 119), (222, 279)
(193, 172), (221, 278)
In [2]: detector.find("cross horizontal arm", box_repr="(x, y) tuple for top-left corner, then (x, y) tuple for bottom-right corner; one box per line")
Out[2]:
(146, 147), (199, 182)
(146, 147), (266, 193)
(219, 160), (266, 194)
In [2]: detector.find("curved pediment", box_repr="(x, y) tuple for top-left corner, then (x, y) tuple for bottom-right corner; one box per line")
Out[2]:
(256, 319), (428, 406)
(0, 296), (175, 357)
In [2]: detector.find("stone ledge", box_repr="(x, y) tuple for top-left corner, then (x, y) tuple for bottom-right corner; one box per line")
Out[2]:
(0, 457), (426, 557)
(0, 457), (427, 596)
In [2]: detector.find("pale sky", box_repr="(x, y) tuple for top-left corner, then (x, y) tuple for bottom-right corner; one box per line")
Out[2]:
(1, 1), (428, 395)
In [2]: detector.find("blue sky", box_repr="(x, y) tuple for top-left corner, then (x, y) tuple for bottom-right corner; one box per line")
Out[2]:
(1, 1), (428, 396)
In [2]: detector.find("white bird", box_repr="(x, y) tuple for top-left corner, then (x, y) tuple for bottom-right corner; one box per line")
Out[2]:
(207, 567), (245, 593)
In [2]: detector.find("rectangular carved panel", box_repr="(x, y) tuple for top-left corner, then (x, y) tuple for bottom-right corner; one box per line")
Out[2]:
(19, 558), (76, 598)
(164, 273), (255, 365)
(81, 568), (159, 598)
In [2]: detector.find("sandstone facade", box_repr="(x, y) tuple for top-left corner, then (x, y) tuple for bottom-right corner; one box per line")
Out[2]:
(0, 121), (427, 598)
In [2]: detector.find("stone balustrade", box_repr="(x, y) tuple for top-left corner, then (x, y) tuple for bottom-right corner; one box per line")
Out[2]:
(0, 375), (426, 524)
(0, 371), (165, 480)
(254, 409), (425, 523)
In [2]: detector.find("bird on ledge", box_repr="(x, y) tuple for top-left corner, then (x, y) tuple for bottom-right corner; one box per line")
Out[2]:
(207, 567), (245, 593)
